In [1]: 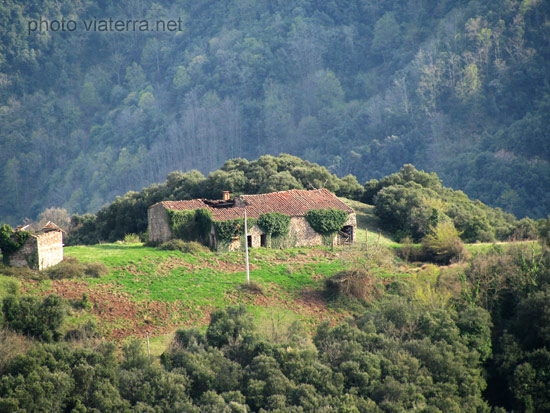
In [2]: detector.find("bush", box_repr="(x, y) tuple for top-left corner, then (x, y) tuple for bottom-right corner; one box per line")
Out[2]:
(422, 221), (468, 264)
(83, 261), (109, 278)
(1, 295), (65, 341)
(159, 240), (210, 254)
(0, 264), (35, 280)
(0, 329), (30, 373)
(241, 281), (264, 295)
(121, 233), (141, 243)
(0, 225), (30, 265)
(64, 320), (99, 341)
(325, 269), (382, 301)
(167, 208), (213, 242)
(44, 257), (108, 279)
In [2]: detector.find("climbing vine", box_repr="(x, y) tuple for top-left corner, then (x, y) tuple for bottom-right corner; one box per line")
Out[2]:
(305, 209), (348, 236)
(257, 213), (290, 236)
(0, 224), (31, 265)
(257, 213), (291, 248)
(166, 208), (212, 242)
(213, 218), (257, 245)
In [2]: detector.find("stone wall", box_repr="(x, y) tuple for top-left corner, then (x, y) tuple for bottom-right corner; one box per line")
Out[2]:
(289, 217), (324, 247)
(9, 236), (39, 269)
(36, 231), (63, 270)
(148, 204), (173, 243)
(8, 230), (63, 270)
(149, 205), (357, 250)
(224, 213), (357, 250)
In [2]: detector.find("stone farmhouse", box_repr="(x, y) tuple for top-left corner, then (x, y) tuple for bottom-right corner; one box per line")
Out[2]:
(9, 222), (64, 270)
(148, 188), (356, 251)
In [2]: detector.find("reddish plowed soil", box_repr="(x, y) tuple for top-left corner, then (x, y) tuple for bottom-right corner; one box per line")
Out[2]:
(41, 280), (199, 339)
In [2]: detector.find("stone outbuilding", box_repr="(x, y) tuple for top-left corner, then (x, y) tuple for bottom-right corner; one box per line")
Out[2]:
(148, 188), (356, 251)
(8, 222), (64, 270)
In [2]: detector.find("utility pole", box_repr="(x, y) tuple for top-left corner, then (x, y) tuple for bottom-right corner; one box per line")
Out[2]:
(244, 208), (250, 285)
(146, 331), (151, 363)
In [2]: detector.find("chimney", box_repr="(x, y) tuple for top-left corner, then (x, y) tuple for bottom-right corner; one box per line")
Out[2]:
(222, 191), (230, 201)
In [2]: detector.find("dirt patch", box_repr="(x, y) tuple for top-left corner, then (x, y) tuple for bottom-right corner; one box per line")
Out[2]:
(41, 280), (200, 340)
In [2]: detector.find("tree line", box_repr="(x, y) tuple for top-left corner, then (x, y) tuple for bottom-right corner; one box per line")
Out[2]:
(66, 156), (541, 245)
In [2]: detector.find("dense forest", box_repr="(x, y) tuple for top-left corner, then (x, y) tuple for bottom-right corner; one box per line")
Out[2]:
(1, 0), (549, 225)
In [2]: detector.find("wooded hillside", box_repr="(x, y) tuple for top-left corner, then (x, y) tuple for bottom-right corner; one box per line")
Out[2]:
(1, 0), (549, 224)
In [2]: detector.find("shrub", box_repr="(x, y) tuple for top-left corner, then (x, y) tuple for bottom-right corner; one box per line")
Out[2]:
(83, 262), (109, 278)
(159, 240), (209, 254)
(241, 281), (264, 295)
(44, 257), (83, 279)
(1, 294), (65, 341)
(305, 208), (348, 236)
(0, 329), (30, 373)
(422, 221), (467, 264)
(0, 225), (30, 265)
(306, 208), (349, 248)
(213, 217), (257, 245)
(64, 320), (99, 341)
(122, 233), (141, 243)
(44, 257), (108, 279)
(0, 264), (36, 280)
(0, 276), (20, 301)
(325, 269), (382, 301)
(538, 216), (550, 247)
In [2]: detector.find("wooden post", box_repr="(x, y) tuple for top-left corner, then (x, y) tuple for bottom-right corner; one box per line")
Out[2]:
(244, 208), (250, 285)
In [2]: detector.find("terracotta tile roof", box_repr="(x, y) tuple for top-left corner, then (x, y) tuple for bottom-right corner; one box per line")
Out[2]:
(158, 189), (354, 221)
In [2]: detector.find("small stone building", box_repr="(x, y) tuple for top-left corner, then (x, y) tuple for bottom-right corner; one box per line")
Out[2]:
(148, 188), (356, 251)
(8, 222), (64, 270)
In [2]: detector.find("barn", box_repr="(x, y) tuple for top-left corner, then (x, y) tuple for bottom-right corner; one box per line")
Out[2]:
(148, 188), (356, 251)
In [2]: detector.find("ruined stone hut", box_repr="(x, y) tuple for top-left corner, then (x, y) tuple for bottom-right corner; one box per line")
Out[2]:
(148, 188), (356, 251)
(8, 222), (64, 270)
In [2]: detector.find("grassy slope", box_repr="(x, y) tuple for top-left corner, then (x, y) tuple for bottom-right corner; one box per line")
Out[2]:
(1, 199), (534, 355)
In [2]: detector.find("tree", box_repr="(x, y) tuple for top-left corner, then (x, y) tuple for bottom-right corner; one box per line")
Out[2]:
(422, 221), (467, 264)
(372, 12), (401, 63)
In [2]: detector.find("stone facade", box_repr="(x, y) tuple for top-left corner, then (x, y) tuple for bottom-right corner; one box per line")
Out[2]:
(148, 203), (174, 243)
(9, 230), (63, 270)
(148, 189), (357, 251)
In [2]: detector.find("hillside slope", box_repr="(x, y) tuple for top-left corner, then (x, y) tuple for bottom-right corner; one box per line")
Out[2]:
(1, 0), (549, 223)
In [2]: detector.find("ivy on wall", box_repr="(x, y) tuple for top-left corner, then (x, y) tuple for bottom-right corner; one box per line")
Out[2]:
(213, 218), (257, 245)
(305, 209), (348, 236)
(167, 207), (258, 249)
(166, 208), (212, 242)
(257, 212), (291, 248)
(257, 213), (290, 236)
(0, 224), (31, 265)
(166, 207), (349, 250)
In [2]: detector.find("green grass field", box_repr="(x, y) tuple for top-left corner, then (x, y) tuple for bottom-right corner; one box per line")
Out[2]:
(42, 243), (358, 341)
